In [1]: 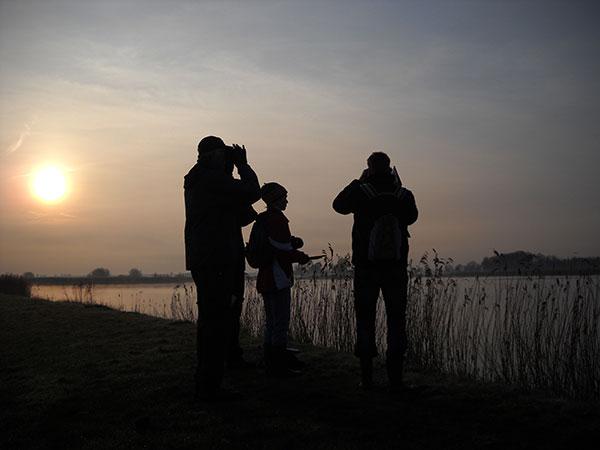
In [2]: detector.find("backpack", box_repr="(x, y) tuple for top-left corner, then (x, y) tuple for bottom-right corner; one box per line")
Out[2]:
(360, 183), (406, 262)
(246, 215), (273, 269)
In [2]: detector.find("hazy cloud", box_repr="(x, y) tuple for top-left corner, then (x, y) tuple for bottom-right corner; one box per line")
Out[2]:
(4, 122), (32, 155)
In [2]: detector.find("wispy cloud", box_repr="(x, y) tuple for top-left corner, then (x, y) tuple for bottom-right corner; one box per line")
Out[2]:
(5, 125), (30, 154)
(4, 118), (36, 156)
(27, 210), (77, 222)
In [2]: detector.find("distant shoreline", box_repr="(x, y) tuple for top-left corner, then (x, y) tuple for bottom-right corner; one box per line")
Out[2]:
(31, 276), (193, 286)
(30, 270), (600, 286)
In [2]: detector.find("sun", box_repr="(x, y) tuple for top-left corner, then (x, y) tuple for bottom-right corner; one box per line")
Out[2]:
(31, 166), (68, 203)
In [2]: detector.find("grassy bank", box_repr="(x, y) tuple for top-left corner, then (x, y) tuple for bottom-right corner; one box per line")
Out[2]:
(1, 294), (598, 449)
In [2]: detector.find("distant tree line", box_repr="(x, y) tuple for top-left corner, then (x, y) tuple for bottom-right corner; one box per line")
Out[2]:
(19, 251), (600, 285)
(29, 267), (192, 285)
(445, 251), (600, 276)
(291, 251), (600, 278)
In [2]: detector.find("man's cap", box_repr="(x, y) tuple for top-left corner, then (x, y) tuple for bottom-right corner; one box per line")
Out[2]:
(261, 182), (288, 205)
(197, 136), (232, 155)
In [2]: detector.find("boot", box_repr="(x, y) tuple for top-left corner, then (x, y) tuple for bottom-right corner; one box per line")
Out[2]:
(387, 358), (404, 391)
(285, 350), (306, 370)
(195, 386), (243, 402)
(359, 357), (373, 389)
(267, 346), (301, 378)
(263, 344), (273, 372)
(227, 354), (256, 369)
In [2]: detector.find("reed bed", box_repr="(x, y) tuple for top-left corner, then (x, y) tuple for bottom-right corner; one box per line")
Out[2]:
(62, 281), (95, 304)
(235, 252), (600, 399)
(169, 283), (197, 322)
(407, 255), (599, 398)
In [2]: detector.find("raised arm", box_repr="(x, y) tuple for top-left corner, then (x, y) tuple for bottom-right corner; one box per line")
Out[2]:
(332, 180), (361, 215)
(208, 163), (260, 204)
(399, 188), (418, 226)
(191, 144), (259, 207)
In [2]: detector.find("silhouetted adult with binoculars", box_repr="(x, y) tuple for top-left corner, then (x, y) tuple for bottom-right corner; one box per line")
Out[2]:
(333, 152), (418, 391)
(184, 136), (260, 401)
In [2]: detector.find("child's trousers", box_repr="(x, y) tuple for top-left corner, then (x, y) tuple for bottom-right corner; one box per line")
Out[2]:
(262, 287), (291, 347)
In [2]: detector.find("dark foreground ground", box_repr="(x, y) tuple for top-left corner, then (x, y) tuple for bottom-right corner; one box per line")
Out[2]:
(1, 295), (598, 449)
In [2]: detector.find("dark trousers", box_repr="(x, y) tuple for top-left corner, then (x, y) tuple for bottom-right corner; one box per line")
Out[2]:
(191, 267), (234, 394)
(354, 265), (408, 368)
(262, 288), (292, 347)
(227, 261), (245, 362)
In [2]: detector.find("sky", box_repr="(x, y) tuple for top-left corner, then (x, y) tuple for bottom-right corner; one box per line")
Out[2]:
(1, 0), (599, 276)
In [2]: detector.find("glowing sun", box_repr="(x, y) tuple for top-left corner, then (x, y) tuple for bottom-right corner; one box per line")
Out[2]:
(32, 166), (68, 203)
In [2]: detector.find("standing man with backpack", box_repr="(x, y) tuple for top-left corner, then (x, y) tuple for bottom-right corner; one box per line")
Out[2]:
(184, 136), (260, 401)
(332, 152), (418, 391)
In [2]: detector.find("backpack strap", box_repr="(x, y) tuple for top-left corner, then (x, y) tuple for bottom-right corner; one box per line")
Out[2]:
(359, 182), (378, 199)
(362, 182), (407, 200)
(393, 185), (407, 199)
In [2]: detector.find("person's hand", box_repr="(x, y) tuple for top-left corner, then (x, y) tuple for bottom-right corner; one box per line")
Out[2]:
(298, 252), (310, 265)
(291, 236), (304, 249)
(359, 168), (370, 181)
(232, 144), (247, 167)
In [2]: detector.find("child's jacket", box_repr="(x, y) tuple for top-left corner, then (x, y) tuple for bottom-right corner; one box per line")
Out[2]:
(256, 209), (305, 293)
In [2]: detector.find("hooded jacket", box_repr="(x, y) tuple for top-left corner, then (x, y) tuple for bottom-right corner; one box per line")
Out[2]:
(184, 152), (260, 269)
(332, 172), (418, 267)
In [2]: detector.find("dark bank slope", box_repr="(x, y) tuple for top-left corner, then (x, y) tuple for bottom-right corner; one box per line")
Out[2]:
(1, 295), (598, 450)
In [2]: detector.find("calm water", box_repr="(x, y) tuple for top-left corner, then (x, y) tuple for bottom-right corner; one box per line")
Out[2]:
(32, 283), (197, 319)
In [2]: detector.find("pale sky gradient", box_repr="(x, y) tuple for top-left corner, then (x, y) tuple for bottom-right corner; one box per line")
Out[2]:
(1, 0), (599, 275)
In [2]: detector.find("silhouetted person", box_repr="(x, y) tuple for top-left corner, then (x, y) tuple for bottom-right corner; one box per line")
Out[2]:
(184, 136), (260, 401)
(333, 152), (418, 390)
(254, 182), (310, 377)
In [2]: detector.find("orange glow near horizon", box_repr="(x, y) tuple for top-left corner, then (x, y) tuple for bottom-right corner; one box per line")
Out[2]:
(31, 166), (68, 203)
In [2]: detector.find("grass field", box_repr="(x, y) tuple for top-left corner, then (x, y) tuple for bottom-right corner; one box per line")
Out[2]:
(1, 294), (599, 449)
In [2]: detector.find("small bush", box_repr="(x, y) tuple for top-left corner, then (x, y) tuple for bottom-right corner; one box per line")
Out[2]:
(0, 274), (32, 297)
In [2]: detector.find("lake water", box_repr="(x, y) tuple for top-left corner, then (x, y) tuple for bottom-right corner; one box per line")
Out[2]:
(32, 282), (197, 320)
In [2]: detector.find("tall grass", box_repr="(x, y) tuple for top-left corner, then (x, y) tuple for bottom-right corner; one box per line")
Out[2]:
(237, 251), (600, 399)
(170, 283), (197, 322)
(62, 281), (95, 304)
(406, 253), (600, 398)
